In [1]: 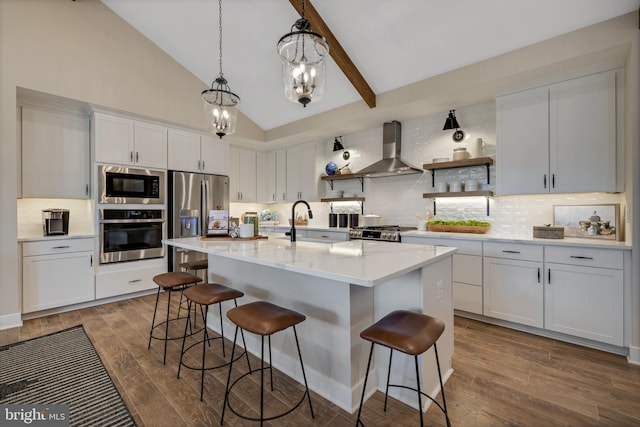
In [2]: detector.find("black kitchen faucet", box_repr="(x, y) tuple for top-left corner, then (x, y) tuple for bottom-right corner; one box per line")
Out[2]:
(286, 200), (313, 242)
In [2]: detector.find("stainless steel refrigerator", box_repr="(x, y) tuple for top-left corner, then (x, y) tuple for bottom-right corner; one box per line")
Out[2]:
(168, 171), (229, 272)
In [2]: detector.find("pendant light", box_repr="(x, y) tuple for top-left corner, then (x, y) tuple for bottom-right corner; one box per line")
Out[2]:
(201, 0), (240, 138)
(277, 0), (329, 107)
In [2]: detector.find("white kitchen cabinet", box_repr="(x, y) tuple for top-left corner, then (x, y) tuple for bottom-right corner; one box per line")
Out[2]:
(266, 149), (288, 202)
(95, 263), (165, 299)
(306, 229), (349, 242)
(256, 151), (268, 202)
(22, 238), (95, 313)
(229, 145), (257, 202)
(544, 246), (623, 346)
(93, 113), (167, 169)
(21, 106), (90, 198)
(402, 236), (483, 314)
(167, 128), (229, 175)
(286, 142), (317, 201)
(483, 242), (544, 328)
(497, 69), (619, 195)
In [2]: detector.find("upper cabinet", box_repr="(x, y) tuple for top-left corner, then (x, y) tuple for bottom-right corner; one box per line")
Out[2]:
(264, 149), (287, 203)
(21, 106), (91, 199)
(167, 129), (229, 175)
(229, 146), (257, 202)
(285, 142), (317, 202)
(93, 112), (167, 169)
(496, 69), (620, 195)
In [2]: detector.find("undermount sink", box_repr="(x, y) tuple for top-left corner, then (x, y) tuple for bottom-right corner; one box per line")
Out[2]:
(273, 236), (336, 244)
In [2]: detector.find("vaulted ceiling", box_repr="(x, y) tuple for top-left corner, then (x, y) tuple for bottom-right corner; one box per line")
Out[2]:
(101, 0), (638, 135)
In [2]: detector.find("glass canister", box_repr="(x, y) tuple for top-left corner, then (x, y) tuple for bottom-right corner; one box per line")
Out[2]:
(242, 212), (259, 236)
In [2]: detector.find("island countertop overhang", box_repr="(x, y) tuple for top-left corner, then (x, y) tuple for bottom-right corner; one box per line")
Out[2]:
(162, 237), (457, 287)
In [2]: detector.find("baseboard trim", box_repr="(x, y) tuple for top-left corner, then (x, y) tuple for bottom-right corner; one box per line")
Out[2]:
(628, 345), (640, 365)
(0, 312), (23, 331)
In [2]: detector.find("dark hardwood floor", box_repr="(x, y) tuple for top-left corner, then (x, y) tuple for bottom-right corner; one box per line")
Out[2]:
(2, 293), (640, 426)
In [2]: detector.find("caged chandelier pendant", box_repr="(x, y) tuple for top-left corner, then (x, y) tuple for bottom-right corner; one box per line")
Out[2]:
(201, 0), (240, 138)
(277, 0), (329, 107)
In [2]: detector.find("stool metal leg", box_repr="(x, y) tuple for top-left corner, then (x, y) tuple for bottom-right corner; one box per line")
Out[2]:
(148, 286), (162, 349)
(200, 306), (209, 401)
(219, 302), (225, 356)
(414, 355), (424, 427)
(221, 325), (239, 425)
(163, 287), (173, 364)
(434, 343), (451, 427)
(355, 342), (375, 427)
(177, 300), (193, 379)
(268, 334), (273, 391)
(292, 326), (314, 419)
(260, 335), (265, 427)
(383, 348), (394, 411)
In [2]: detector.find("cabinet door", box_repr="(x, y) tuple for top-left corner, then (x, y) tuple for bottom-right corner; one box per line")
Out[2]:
(229, 146), (256, 202)
(200, 135), (230, 176)
(21, 106), (90, 198)
(496, 86), (549, 195)
(256, 151), (269, 202)
(93, 113), (134, 165)
(483, 257), (543, 327)
(265, 151), (278, 202)
(545, 263), (623, 346)
(276, 149), (287, 202)
(134, 121), (167, 169)
(550, 71), (616, 193)
(286, 143), (316, 201)
(23, 251), (94, 313)
(167, 128), (202, 172)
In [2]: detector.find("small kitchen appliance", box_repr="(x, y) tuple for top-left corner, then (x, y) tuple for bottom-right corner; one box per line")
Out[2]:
(349, 225), (417, 243)
(42, 208), (69, 236)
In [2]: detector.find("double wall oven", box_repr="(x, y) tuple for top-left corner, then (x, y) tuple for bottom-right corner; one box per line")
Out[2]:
(98, 165), (166, 264)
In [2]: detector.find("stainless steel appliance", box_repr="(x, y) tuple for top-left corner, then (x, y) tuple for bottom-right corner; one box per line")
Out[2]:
(168, 171), (229, 272)
(99, 208), (165, 263)
(99, 165), (165, 204)
(42, 208), (69, 236)
(349, 225), (416, 243)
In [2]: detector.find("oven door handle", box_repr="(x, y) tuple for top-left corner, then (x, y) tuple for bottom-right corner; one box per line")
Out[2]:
(99, 218), (166, 224)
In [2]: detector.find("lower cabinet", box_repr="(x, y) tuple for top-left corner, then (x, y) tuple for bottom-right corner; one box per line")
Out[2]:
(22, 238), (95, 313)
(95, 262), (166, 299)
(544, 246), (624, 346)
(401, 236), (483, 314)
(306, 229), (349, 242)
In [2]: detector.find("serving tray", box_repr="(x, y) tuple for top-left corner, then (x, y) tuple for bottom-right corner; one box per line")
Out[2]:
(427, 225), (491, 234)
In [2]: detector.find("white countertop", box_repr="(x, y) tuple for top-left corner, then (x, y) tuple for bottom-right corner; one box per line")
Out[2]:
(401, 230), (632, 250)
(162, 237), (456, 287)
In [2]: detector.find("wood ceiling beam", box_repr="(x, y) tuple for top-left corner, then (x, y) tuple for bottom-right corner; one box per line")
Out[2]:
(288, 0), (376, 108)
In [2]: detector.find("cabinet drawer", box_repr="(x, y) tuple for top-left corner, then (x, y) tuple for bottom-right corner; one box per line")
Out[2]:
(95, 265), (166, 299)
(453, 254), (482, 285)
(306, 230), (348, 242)
(545, 246), (623, 269)
(23, 238), (94, 256)
(401, 236), (482, 255)
(453, 282), (482, 314)
(484, 241), (542, 261)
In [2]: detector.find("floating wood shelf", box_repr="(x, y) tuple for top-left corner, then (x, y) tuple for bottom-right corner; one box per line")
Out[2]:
(423, 157), (494, 187)
(320, 174), (365, 191)
(422, 191), (494, 216)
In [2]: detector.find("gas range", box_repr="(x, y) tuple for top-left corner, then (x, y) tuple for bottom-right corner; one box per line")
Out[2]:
(348, 225), (417, 243)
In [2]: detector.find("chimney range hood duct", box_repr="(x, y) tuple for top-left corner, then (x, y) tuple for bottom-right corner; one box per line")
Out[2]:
(355, 120), (422, 178)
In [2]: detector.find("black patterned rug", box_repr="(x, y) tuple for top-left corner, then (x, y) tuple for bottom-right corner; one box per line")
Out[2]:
(0, 325), (135, 426)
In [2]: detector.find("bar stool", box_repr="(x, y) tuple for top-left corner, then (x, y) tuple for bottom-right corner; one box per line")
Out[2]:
(148, 272), (202, 364)
(221, 301), (314, 426)
(177, 283), (251, 401)
(356, 310), (451, 427)
(178, 258), (209, 322)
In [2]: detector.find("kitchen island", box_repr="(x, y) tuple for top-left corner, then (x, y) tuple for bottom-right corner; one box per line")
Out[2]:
(162, 237), (456, 413)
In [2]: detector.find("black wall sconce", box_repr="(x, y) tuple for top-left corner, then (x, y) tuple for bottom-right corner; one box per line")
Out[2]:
(443, 110), (466, 142)
(333, 136), (350, 160)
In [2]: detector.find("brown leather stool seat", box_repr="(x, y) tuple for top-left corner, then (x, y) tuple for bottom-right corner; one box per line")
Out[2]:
(221, 301), (314, 425)
(179, 259), (209, 271)
(356, 310), (451, 427)
(178, 283), (250, 401)
(148, 272), (202, 364)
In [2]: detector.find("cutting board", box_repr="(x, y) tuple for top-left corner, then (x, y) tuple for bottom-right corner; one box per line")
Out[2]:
(201, 235), (268, 241)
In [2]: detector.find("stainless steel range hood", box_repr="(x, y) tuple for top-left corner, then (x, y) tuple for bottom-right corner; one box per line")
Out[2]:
(355, 120), (422, 178)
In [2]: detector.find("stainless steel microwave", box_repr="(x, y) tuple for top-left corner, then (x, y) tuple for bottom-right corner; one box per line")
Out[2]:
(99, 165), (165, 204)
